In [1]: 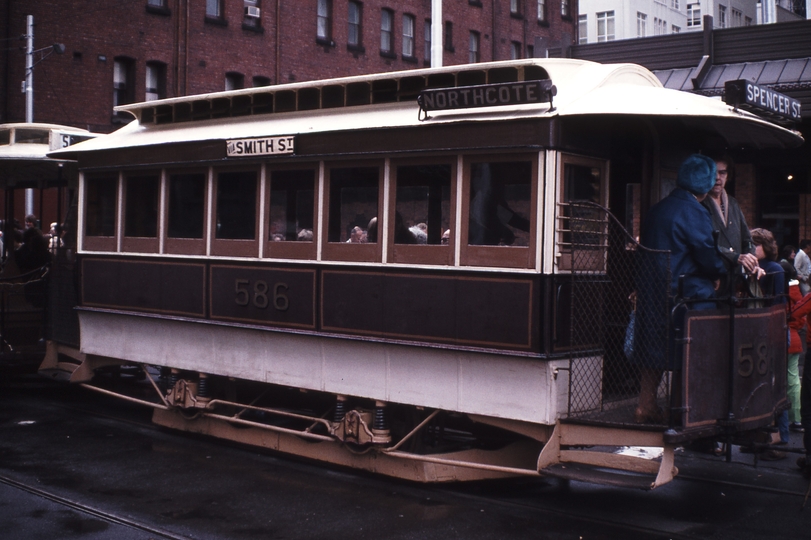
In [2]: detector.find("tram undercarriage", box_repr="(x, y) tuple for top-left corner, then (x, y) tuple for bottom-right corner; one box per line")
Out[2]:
(40, 338), (681, 489)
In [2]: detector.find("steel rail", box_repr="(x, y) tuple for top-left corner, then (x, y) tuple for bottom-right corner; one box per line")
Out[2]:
(0, 474), (190, 540)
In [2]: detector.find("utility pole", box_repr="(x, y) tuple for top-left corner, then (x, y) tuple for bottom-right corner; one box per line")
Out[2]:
(431, 0), (442, 68)
(25, 14), (34, 217)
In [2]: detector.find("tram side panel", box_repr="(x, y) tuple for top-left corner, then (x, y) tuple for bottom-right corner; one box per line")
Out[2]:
(76, 255), (573, 426)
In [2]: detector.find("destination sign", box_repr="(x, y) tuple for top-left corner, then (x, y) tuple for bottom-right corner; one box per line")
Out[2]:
(226, 136), (295, 157)
(417, 79), (556, 114)
(724, 79), (801, 123)
(49, 130), (96, 151)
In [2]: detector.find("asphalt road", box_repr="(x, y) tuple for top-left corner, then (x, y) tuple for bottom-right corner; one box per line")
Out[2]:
(1, 375), (810, 540)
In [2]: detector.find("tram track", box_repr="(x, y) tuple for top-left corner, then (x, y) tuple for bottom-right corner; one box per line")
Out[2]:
(0, 474), (191, 540)
(5, 383), (809, 539)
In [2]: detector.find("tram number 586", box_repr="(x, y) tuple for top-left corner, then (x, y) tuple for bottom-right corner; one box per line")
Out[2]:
(738, 342), (770, 378)
(235, 279), (289, 311)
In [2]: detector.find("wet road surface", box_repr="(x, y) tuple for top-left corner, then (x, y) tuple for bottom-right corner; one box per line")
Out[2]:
(1, 375), (810, 539)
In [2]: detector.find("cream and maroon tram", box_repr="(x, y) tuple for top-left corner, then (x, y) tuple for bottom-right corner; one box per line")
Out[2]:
(42, 59), (802, 489)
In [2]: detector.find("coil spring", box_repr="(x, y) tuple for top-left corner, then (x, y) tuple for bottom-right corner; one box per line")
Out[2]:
(167, 372), (178, 393)
(373, 405), (388, 431)
(334, 399), (347, 422)
(198, 376), (210, 398)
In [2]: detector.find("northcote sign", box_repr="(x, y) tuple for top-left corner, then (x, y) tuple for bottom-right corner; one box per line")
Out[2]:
(226, 136), (295, 157)
(417, 79), (556, 114)
(724, 79), (802, 122)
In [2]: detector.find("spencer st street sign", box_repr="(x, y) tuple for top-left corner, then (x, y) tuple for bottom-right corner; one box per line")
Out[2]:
(724, 79), (802, 123)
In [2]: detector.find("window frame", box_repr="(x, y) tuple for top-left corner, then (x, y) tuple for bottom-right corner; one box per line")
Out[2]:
(164, 169), (209, 256)
(145, 61), (167, 102)
(402, 13), (416, 59)
(578, 14), (588, 43)
(206, 0), (224, 20)
(387, 158), (457, 266)
(321, 161), (383, 263)
(83, 172), (120, 252)
(596, 11), (615, 42)
(317, 0), (333, 43)
(113, 57), (135, 120)
(210, 166), (261, 258)
(560, 0), (571, 18)
(264, 164), (319, 261)
(122, 170), (162, 253)
(687, 3), (701, 27)
(637, 12), (647, 37)
(554, 153), (609, 273)
(468, 31), (480, 63)
(537, 0), (547, 23)
(460, 153), (539, 269)
(348, 1), (363, 50)
(380, 8), (394, 54)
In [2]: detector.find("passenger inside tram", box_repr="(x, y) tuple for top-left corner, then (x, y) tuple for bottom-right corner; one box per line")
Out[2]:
(468, 162), (530, 246)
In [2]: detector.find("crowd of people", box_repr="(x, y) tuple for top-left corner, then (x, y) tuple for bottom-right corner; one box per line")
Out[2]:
(637, 152), (811, 473)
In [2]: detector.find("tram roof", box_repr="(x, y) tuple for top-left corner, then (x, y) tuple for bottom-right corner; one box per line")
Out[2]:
(52, 59), (803, 159)
(0, 123), (95, 187)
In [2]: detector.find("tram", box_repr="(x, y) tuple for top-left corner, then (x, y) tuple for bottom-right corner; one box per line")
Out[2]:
(0, 123), (95, 371)
(41, 59), (802, 489)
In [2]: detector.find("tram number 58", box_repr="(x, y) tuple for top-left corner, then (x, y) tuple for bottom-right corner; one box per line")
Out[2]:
(235, 279), (289, 311)
(738, 342), (769, 378)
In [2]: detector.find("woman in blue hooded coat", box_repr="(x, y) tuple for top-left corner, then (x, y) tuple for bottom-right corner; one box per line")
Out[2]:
(634, 154), (727, 423)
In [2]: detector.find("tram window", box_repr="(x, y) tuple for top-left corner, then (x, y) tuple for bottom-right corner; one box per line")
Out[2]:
(327, 167), (379, 244)
(85, 176), (117, 237)
(557, 155), (607, 272)
(124, 175), (159, 238)
(168, 173), (206, 239)
(394, 165), (451, 245)
(269, 169), (315, 242)
(216, 171), (257, 240)
(468, 161), (532, 247)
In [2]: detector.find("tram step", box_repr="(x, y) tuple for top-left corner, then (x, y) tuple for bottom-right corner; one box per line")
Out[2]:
(541, 462), (659, 490)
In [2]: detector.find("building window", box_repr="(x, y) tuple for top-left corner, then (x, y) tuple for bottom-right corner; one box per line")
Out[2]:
(380, 9), (393, 53)
(113, 57), (135, 116)
(672, 24), (680, 32)
(317, 0), (332, 41)
(718, 5), (727, 27)
(469, 31), (480, 63)
(687, 3), (701, 27)
(348, 1), (362, 48)
(671, 0), (679, 9)
(424, 20), (432, 62)
(732, 8), (742, 26)
(578, 14), (587, 43)
(596, 11), (615, 42)
(444, 21), (453, 51)
(510, 41), (521, 59)
(148, 0), (166, 5)
(527, 44), (534, 57)
(243, 0), (261, 28)
(253, 76), (271, 87)
(561, 0), (571, 17)
(511, 0), (520, 14)
(402, 14), (415, 58)
(653, 17), (667, 34)
(145, 61), (166, 101)
(745, 16), (752, 25)
(537, 0), (547, 22)
(206, 0), (222, 19)
(637, 12), (647, 37)
(225, 72), (245, 91)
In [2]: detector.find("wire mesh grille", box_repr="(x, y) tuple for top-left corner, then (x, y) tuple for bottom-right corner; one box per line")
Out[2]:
(562, 201), (671, 425)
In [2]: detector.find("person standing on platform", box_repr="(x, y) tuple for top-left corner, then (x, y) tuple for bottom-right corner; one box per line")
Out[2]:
(794, 240), (811, 295)
(701, 154), (759, 278)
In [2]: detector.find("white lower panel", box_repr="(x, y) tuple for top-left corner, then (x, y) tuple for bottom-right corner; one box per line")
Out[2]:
(79, 311), (567, 425)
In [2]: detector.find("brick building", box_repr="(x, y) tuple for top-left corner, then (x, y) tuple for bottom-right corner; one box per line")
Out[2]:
(0, 0), (577, 133)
